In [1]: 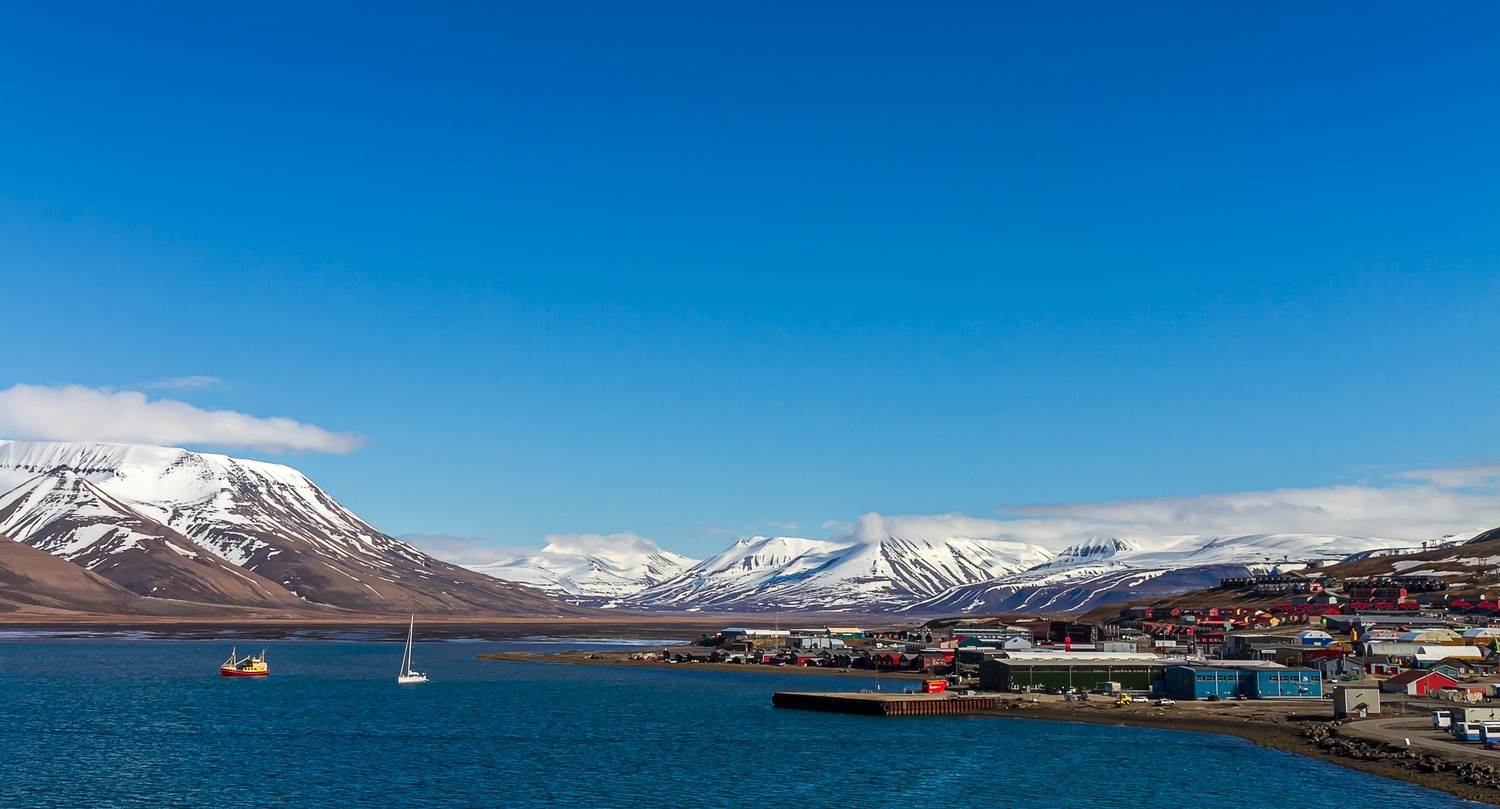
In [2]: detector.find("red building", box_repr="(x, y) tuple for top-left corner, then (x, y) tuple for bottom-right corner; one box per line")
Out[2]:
(1380, 669), (1458, 696)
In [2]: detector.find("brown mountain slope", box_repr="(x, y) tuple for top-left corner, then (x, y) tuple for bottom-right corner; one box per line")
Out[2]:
(1314, 526), (1500, 584)
(0, 471), (315, 609)
(0, 533), (139, 613)
(238, 543), (591, 615)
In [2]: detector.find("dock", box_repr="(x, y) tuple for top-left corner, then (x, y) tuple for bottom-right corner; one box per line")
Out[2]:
(772, 691), (998, 716)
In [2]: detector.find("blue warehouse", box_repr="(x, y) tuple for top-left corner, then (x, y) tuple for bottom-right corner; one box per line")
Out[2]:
(1164, 664), (1322, 700)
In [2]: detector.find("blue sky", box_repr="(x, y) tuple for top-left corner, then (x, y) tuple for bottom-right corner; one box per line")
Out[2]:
(1, 3), (1497, 557)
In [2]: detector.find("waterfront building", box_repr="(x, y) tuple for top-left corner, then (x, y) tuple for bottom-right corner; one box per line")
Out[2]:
(1163, 663), (1322, 700)
(1016, 620), (1098, 645)
(949, 625), (1033, 645)
(977, 653), (1165, 693)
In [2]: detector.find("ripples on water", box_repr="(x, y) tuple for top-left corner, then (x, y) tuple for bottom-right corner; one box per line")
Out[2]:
(0, 640), (1475, 808)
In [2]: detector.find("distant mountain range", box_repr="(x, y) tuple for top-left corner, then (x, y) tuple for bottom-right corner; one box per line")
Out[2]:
(0, 440), (583, 617)
(465, 534), (697, 607)
(3, 438), (1493, 619)
(466, 527), (1471, 615)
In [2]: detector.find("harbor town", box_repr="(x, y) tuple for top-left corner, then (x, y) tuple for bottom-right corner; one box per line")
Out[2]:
(482, 571), (1500, 804)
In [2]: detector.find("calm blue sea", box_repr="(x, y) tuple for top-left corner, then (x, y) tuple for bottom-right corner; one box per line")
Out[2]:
(0, 639), (1474, 809)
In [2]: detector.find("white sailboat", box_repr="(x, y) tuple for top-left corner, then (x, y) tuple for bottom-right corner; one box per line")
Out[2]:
(397, 614), (428, 684)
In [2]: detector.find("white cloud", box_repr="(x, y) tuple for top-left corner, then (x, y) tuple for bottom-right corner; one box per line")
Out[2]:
(419, 466), (1500, 567)
(1009, 468), (1500, 544)
(539, 531), (664, 556)
(0, 384), (365, 454)
(134, 376), (221, 390)
(399, 533), (518, 565)
(1397, 465), (1500, 490)
(768, 520), (799, 531)
(840, 467), (1500, 550)
(401, 531), (668, 566)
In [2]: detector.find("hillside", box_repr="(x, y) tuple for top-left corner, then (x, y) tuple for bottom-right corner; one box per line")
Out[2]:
(0, 532), (139, 614)
(0, 440), (588, 617)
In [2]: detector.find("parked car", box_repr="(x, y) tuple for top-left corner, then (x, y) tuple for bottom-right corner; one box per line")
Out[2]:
(1153, 698), (1176, 706)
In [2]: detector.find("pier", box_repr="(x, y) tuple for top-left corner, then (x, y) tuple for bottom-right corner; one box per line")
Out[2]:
(772, 691), (998, 716)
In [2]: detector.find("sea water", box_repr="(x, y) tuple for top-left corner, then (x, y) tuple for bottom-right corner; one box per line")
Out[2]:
(0, 639), (1473, 808)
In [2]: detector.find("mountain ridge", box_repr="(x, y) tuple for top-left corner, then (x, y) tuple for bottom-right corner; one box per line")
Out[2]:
(0, 440), (587, 617)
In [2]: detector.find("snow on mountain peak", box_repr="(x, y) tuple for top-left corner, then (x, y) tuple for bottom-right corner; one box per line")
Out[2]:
(1056, 537), (1138, 559)
(0, 439), (580, 615)
(465, 531), (700, 606)
(620, 521), (1056, 611)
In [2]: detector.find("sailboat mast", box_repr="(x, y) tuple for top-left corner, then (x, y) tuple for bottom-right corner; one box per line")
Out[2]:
(403, 614), (415, 675)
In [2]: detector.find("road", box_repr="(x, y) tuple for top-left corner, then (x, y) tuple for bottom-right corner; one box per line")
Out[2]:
(1345, 716), (1500, 760)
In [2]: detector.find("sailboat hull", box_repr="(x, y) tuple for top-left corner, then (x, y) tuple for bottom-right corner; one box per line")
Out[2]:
(397, 674), (428, 684)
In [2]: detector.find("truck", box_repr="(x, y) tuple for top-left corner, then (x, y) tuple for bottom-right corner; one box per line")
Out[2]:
(1432, 710), (1452, 730)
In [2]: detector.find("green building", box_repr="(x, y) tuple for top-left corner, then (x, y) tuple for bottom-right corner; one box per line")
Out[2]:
(978, 655), (1167, 693)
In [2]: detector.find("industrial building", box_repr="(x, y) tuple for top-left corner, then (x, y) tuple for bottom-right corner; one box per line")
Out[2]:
(1163, 663), (1322, 700)
(978, 653), (1166, 693)
(1221, 634), (1302, 660)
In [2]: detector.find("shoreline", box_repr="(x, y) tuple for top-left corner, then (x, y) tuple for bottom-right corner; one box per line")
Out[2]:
(0, 616), (721, 642)
(485, 648), (1500, 805)
(476, 649), (932, 679)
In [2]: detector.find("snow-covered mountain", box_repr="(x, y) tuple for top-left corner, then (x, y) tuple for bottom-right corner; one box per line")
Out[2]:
(6, 438), (1458, 618)
(905, 533), (1426, 615)
(622, 519), (1056, 612)
(466, 533), (698, 607)
(560, 527), (1425, 614)
(0, 469), (302, 608)
(0, 440), (581, 616)
(461, 508), (1438, 614)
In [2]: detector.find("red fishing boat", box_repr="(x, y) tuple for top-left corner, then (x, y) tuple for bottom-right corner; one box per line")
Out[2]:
(220, 647), (269, 677)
